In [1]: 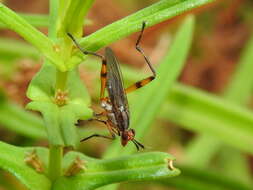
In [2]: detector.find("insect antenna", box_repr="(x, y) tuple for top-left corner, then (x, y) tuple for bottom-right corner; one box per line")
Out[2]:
(133, 139), (145, 150)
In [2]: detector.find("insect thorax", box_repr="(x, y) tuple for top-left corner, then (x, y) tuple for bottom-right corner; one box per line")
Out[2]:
(101, 100), (129, 131)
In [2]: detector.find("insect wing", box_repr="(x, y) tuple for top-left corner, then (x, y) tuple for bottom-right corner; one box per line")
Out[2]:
(105, 47), (129, 110)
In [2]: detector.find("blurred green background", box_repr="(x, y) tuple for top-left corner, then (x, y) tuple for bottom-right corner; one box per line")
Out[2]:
(0, 0), (253, 189)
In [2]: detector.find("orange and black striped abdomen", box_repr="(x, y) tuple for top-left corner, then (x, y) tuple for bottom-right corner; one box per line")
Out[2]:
(100, 59), (107, 99)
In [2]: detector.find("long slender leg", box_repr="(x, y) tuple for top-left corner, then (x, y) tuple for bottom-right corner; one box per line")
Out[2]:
(80, 134), (115, 142)
(67, 33), (104, 59)
(67, 33), (107, 100)
(80, 120), (116, 142)
(125, 22), (156, 94)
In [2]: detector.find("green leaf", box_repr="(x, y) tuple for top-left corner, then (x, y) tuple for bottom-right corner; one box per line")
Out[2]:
(0, 13), (48, 28)
(104, 15), (195, 158)
(68, 0), (214, 68)
(0, 141), (51, 190)
(26, 63), (92, 147)
(0, 3), (65, 71)
(59, 0), (95, 36)
(159, 165), (253, 190)
(216, 148), (252, 185)
(0, 13), (91, 30)
(163, 83), (253, 154)
(0, 37), (39, 60)
(184, 32), (253, 185)
(184, 134), (221, 167)
(0, 141), (180, 190)
(224, 34), (253, 104)
(0, 101), (46, 139)
(53, 152), (179, 190)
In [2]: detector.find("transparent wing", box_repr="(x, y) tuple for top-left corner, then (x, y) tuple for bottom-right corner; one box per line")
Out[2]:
(105, 47), (129, 111)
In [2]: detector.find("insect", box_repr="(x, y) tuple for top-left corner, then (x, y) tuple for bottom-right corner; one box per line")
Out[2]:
(68, 22), (156, 150)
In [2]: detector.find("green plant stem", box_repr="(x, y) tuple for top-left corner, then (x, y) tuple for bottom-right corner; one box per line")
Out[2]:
(49, 145), (63, 181)
(55, 70), (68, 91)
(47, 0), (64, 182)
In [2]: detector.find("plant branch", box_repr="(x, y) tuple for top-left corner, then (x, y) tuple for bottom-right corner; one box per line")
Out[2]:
(48, 145), (63, 181)
(0, 3), (65, 71)
(67, 0), (215, 68)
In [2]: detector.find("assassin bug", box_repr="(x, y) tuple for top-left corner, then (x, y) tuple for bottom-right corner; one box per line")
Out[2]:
(68, 22), (156, 150)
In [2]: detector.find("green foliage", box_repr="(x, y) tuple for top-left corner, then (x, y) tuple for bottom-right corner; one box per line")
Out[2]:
(0, 13), (49, 28)
(0, 141), (179, 190)
(53, 152), (179, 190)
(0, 3), (65, 71)
(26, 64), (92, 147)
(58, 0), (94, 36)
(0, 0), (217, 189)
(68, 0), (214, 69)
(0, 142), (51, 190)
(0, 101), (46, 139)
(164, 83), (253, 154)
(160, 165), (252, 190)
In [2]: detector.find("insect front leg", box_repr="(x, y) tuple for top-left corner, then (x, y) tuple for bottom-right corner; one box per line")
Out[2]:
(80, 120), (116, 142)
(67, 33), (108, 101)
(80, 134), (115, 142)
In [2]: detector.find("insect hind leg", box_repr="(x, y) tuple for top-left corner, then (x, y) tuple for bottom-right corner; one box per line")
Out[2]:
(125, 22), (156, 94)
(135, 22), (156, 77)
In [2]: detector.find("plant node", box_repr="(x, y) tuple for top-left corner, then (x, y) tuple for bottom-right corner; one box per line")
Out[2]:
(53, 44), (61, 53)
(24, 150), (44, 173)
(65, 156), (86, 176)
(54, 89), (68, 106)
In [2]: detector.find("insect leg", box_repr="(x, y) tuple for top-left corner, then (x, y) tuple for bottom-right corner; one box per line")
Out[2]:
(80, 134), (115, 142)
(125, 22), (156, 94)
(67, 33), (107, 101)
(67, 33), (104, 59)
(80, 120), (116, 142)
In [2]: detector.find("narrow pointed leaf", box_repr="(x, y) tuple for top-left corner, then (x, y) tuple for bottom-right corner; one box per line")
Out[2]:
(53, 152), (179, 190)
(68, 0), (214, 68)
